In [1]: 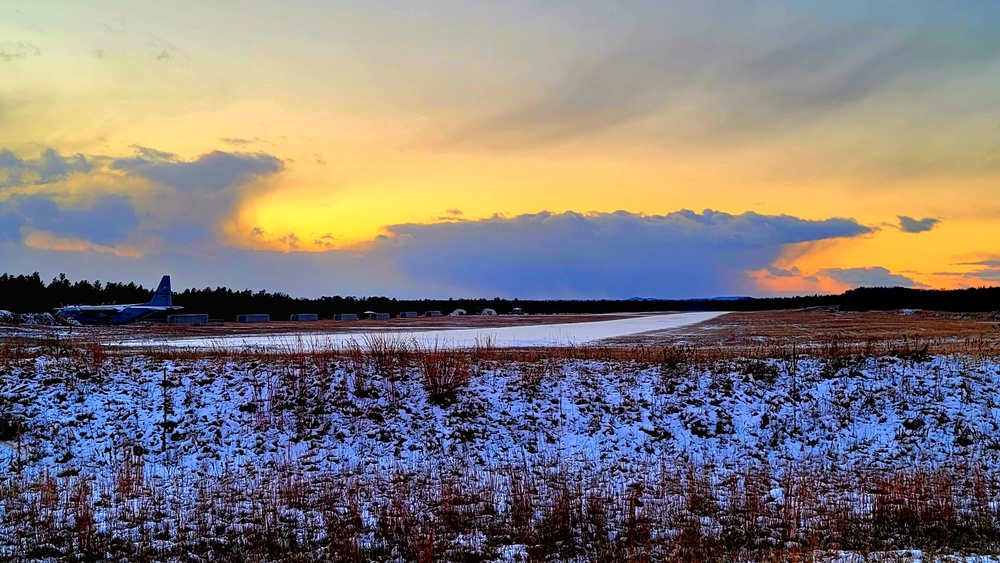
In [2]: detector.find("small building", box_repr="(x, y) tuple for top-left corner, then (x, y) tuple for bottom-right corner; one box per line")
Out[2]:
(334, 313), (358, 321)
(168, 314), (209, 326)
(398, 311), (418, 318)
(363, 311), (390, 320)
(290, 313), (318, 322)
(510, 307), (525, 315)
(236, 314), (270, 323)
(449, 309), (467, 316)
(424, 310), (442, 317)
(481, 308), (497, 316)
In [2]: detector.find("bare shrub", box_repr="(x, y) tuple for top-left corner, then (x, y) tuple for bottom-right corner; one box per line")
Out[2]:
(0, 400), (25, 442)
(365, 333), (412, 376)
(71, 478), (96, 556)
(417, 348), (472, 405)
(533, 482), (583, 560)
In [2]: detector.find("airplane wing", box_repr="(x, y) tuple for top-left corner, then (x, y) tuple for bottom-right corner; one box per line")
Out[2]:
(57, 305), (129, 313)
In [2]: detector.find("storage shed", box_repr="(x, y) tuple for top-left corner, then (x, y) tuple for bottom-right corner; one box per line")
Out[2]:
(424, 310), (442, 317)
(398, 311), (418, 318)
(236, 314), (270, 323)
(168, 314), (209, 326)
(334, 313), (358, 321)
(290, 313), (318, 322)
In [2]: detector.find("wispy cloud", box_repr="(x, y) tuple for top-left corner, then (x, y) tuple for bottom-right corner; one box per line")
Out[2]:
(0, 146), (284, 250)
(960, 259), (1000, 268)
(956, 258), (1000, 283)
(112, 149), (281, 192)
(752, 264), (927, 294)
(14, 194), (139, 246)
(966, 269), (1000, 281)
(146, 34), (186, 62)
(443, 3), (1000, 169)
(817, 266), (922, 288)
(0, 41), (40, 62)
(0, 148), (93, 189)
(898, 215), (940, 233)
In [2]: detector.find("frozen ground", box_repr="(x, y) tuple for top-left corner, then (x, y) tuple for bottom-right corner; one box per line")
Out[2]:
(815, 554), (1000, 562)
(3, 345), (1000, 558)
(117, 311), (726, 349)
(5, 352), (999, 480)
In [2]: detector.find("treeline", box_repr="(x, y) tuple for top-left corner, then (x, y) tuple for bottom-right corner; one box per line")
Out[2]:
(0, 273), (152, 314)
(839, 286), (1000, 312)
(1, 272), (999, 320)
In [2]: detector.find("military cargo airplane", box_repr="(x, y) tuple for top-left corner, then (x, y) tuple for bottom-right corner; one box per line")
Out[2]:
(56, 275), (182, 325)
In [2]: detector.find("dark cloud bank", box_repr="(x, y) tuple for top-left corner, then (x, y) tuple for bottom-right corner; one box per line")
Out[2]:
(377, 210), (872, 298)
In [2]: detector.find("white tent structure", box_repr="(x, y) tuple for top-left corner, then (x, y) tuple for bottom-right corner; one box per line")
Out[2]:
(480, 308), (497, 316)
(449, 309), (467, 316)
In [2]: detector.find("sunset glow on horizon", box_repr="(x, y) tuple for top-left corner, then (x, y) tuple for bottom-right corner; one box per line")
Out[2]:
(2, 1), (999, 298)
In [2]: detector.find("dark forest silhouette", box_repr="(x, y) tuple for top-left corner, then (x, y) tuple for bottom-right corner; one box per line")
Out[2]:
(1, 272), (998, 321)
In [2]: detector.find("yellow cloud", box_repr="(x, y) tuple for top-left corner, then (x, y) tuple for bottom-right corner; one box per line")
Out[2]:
(22, 229), (144, 257)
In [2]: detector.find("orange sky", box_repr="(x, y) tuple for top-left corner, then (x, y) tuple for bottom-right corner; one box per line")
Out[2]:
(1, 1), (999, 297)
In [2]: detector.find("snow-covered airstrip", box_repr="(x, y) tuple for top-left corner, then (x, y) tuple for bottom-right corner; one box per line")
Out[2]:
(118, 311), (727, 349)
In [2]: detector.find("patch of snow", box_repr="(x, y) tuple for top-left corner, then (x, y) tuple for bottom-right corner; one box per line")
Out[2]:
(4, 348), (1000, 557)
(0, 311), (64, 326)
(120, 311), (727, 350)
(4, 352), (1000, 490)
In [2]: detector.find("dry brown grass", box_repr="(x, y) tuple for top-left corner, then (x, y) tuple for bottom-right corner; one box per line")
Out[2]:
(634, 309), (1000, 353)
(1, 460), (998, 561)
(3, 309), (999, 371)
(5, 309), (998, 366)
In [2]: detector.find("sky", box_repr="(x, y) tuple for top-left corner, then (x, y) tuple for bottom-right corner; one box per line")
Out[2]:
(2, 0), (999, 299)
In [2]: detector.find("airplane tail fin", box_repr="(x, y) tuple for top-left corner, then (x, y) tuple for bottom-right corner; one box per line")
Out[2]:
(148, 275), (173, 307)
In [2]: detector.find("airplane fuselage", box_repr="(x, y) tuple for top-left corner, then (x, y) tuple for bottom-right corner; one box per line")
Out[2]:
(55, 275), (181, 325)
(56, 305), (176, 325)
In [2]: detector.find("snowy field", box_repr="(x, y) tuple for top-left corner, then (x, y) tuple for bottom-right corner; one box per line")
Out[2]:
(3, 333), (1000, 559)
(118, 311), (726, 349)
